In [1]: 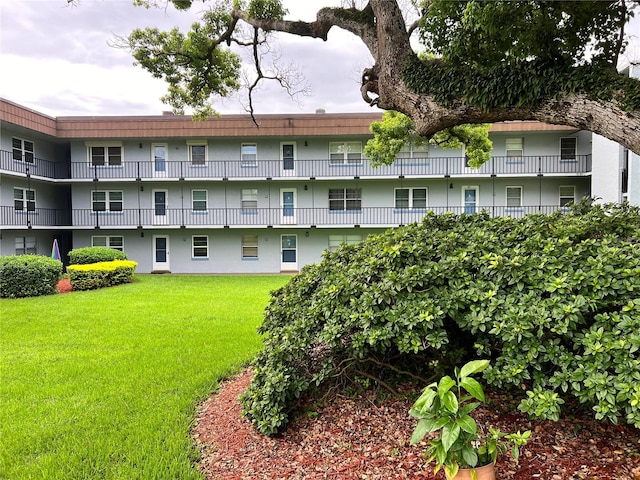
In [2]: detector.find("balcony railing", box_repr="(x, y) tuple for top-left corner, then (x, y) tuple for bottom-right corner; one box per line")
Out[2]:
(0, 206), (72, 227)
(0, 150), (69, 179)
(1, 149), (592, 180)
(0, 205), (568, 229)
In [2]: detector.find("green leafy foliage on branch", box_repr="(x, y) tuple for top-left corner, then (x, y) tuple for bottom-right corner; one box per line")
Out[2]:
(241, 203), (640, 435)
(403, 57), (640, 113)
(364, 111), (493, 168)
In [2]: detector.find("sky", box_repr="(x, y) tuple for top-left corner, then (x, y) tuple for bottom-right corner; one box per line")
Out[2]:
(0, 0), (375, 117)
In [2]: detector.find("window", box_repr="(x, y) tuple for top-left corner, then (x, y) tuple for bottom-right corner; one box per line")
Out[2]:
(92, 236), (124, 251)
(192, 236), (209, 258)
(395, 188), (427, 209)
(329, 188), (362, 211)
(241, 143), (257, 167)
(187, 141), (207, 165)
(14, 188), (36, 211)
(559, 186), (575, 206)
(15, 236), (36, 255)
(329, 142), (362, 165)
(505, 138), (524, 157)
(328, 234), (362, 252)
(12, 137), (34, 163)
(192, 190), (207, 211)
(241, 188), (258, 210)
(88, 144), (122, 166)
(560, 137), (577, 160)
(506, 186), (523, 207)
(397, 142), (428, 160)
(242, 234), (259, 258)
(92, 191), (123, 212)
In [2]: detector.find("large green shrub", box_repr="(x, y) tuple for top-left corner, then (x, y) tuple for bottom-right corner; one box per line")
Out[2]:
(68, 247), (127, 265)
(240, 203), (640, 435)
(0, 255), (63, 298)
(67, 260), (137, 291)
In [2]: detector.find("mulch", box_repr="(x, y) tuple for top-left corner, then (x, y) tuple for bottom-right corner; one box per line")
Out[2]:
(192, 369), (640, 480)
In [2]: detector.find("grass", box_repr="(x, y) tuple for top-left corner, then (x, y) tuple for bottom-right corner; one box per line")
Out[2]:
(0, 274), (290, 480)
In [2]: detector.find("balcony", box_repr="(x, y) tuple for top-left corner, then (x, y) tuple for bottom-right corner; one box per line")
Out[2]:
(1, 149), (592, 180)
(68, 155), (592, 180)
(0, 206), (72, 228)
(0, 151), (68, 179)
(0, 205), (568, 229)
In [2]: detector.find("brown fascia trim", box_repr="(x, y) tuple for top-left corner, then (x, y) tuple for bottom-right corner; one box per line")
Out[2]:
(0, 98), (57, 137)
(54, 112), (386, 139)
(2, 97), (579, 140)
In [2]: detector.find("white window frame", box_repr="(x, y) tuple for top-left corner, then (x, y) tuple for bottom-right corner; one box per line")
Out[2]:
(329, 188), (362, 211)
(242, 234), (259, 259)
(329, 141), (362, 165)
(506, 186), (523, 208)
(394, 187), (428, 209)
(14, 187), (36, 211)
(187, 140), (208, 166)
(85, 141), (123, 167)
(192, 189), (208, 211)
(559, 185), (576, 206)
(328, 234), (362, 252)
(12, 137), (34, 163)
(92, 235), (124, 251)
(241, 143), (258, 167)
(92, 190), (123, 212)
(560, 137), (577, 161)
(505, 138), (524, 157)
(241, 188), (258, 210)
(15, 236), (37, 255)
(192, 235), (209, 258)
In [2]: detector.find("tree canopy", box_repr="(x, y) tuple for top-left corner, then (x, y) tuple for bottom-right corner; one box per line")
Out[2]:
(121, 0), (640, 153)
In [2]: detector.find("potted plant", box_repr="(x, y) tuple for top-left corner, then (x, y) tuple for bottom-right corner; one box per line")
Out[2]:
(409, 360), (531, 480)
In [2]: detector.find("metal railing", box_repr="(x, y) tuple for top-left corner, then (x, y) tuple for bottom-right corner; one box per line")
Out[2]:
(0, 205), (561, 229)
(1, 149), (592, 180)
(0, 206), (72, 227)
(0, 150), (68, 179)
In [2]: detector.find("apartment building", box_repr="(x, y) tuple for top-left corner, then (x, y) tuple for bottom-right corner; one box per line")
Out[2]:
(1, 98), (634, 273)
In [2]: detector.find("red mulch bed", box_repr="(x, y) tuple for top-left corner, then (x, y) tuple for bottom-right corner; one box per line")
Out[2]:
(56, 278), (72, 293)
(192, 369), (640, 480)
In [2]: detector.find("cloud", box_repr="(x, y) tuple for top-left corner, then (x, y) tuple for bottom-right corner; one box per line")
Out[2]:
(0, 0), (374, 116)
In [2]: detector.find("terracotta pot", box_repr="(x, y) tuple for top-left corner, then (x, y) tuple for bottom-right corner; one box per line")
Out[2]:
(452, 462), (496, 480)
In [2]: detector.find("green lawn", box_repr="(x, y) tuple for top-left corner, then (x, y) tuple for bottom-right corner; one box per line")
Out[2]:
(0, 274), (290, 480)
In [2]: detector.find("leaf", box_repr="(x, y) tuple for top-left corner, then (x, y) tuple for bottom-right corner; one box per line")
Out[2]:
(442, 390), (459, 414)
(460, 377), (485, 402)
(459, 360), (490, 379)
(457, 414), (478, 435)
(461, 444), (479, 467)
(410, 418), (432, 445)
(438, 376), (456, 398)
(441, 422), (461, 452)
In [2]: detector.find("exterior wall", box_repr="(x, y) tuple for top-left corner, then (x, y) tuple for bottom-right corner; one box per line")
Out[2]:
(71, 227), (385, 274)
(591, 134), (625, 204)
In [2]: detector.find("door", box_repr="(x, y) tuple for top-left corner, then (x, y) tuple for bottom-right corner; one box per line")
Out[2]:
(153, 189), (168, 225)
(463, 186), (479, 214)
(281, 142), (295, 175)
(153, 144), (167, 177)
(281, 188), (296, 224)
(152, 235), (170, 271)
(280, 235), (297, 271)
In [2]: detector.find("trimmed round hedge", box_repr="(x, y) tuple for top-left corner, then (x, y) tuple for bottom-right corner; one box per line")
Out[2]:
(0, 255), (63, 298)
(240, 203), (640, 435)
(68, 246), (127, 265)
